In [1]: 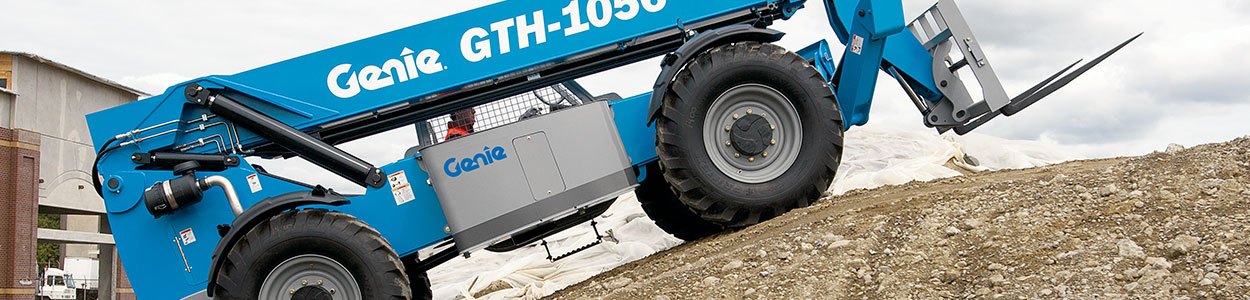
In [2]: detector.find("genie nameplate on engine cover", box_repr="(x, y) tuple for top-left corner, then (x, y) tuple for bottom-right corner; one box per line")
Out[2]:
(417, 101), (636, 251)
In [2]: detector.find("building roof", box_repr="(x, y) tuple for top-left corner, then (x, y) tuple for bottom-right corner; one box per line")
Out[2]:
(2, 51), (150, 97)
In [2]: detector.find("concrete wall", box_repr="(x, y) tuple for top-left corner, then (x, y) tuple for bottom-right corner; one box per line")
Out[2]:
(0, 92), (12, 128)
(5, 54), (139, 299)
(10, 55), (136, 216)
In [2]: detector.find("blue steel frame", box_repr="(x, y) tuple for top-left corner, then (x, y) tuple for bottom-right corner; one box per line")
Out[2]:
(85, 0), (933, 298)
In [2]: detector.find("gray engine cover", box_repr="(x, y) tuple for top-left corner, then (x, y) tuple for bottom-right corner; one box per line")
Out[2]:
(417, 101), (635, 251)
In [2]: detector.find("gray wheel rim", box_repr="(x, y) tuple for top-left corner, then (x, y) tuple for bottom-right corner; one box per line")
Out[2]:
(258, 254), (362, 300)
(702, 84), (803, 183)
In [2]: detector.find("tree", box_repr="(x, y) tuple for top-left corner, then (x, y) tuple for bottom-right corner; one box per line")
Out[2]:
(37, 213), (61, 271)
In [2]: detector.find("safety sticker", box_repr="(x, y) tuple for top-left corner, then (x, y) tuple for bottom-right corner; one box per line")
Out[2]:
(388, 170), (415, 206)
(850, 34), (864, 55)
(179, 228), (196, 245)
(247, 173), (263, 193)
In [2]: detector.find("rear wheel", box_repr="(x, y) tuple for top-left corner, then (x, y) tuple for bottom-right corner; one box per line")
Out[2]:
(213, 209), (420, 300)
(636, 162), (724, 241)
(654, 41), (844, 228)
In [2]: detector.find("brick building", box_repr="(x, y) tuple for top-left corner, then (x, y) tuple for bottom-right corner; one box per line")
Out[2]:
(0, 51), (145, 300)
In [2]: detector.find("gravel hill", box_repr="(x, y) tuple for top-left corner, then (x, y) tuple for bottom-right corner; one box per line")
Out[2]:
(549, 137), (1250, 299)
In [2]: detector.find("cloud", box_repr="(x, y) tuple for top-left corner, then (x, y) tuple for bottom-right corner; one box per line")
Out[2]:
(118, 73), (191, 95)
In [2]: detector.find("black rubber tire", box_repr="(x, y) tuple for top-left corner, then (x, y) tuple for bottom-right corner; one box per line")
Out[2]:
(213, 209), (416, 300)
(655, 41), (844, 228)
(403, 258), (434, 300)
(636, 162), (724, 241)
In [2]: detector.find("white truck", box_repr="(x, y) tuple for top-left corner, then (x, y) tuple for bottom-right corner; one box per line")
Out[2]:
(62, 257), (100, 290)
(35, 268), (76, 300)
(37, 257), (101, 300)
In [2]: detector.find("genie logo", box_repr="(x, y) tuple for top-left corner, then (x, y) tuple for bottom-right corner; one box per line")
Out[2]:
(327, 47), (445, 99)
(444, 146), (508, 178)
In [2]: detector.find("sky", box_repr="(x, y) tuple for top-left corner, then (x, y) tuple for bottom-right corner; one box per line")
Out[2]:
(5, 0), (1250, 191)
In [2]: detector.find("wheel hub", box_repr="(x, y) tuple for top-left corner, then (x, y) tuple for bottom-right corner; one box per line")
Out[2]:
(702, 84), (803, 184)
(258, 254), (360, 300)
(292, 286), (333, 300)
(730, 114), (773, 156)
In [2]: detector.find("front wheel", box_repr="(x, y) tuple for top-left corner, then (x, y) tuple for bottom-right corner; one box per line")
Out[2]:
(213, 209), (420, 300)
(655, 41), (844, 228)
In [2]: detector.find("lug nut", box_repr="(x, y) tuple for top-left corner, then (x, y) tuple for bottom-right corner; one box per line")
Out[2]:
(289, 288), (296, 295)
(763, 152), (769, 157)
(748, 157), (755, 162)
(317, 280), (323, 286)
(733, 113), (740, 120)
(770, 125), (776, 130)
(771, 139), (776, 145)
(725, 126), (731, 132)
(734, 153), (741, 158)
(747, 109), (753, 114)
(302, 280), (308, 286)
(726, 141), (732, 146)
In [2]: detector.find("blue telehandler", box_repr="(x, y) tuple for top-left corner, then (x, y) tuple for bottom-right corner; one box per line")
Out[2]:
(86, 0), (1137, 298)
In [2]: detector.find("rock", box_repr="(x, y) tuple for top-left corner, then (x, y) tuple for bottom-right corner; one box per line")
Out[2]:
(1117, 239), (1146, 258)
(1145, 257), (1172, 270)
(1124, 282), (1139, 291)
(1166, 235), (1201, 258)
(975, 287), (991, 295)
(1129, 190), (1144, 198)
(778, 251), (792, 260)
(1098, 184), (1119, 197)
(988, 274), (1006, 286)
(654, 296), (671, 300)
(603, 277), (633, 290)
(828, 240), (852, 249)
(1199, 278), (1215, 285)
(1133, 200), (1145, 208)
(1201, 179), (1226, 195)
(800, 243), (814, 251)
(1202, 178), (1227, 189)
(820, 234), (844, 244)
(723, 259), (745, 270)
(756, 249), (768, 258)
(702, 276), (721, 286)
(938, 269), (960, 283)
(944, 226), (962, 236)
(1040, 288), (1054, 296)
(1205, 272), (1220, 281)
(1074, 185), (1089, 193)
(1165, 143), (1185, 153)
(961, 218), (983, 230)
(744, 288), (756, 296)
(988, 263), (1005, 271)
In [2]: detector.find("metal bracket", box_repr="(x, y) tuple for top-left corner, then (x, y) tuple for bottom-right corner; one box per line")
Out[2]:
(905, 0), (1141, 134)
(541, 220), (604, 262)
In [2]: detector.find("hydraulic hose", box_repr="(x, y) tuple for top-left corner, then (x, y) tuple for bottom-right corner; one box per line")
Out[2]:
(91, 137), (120, 197)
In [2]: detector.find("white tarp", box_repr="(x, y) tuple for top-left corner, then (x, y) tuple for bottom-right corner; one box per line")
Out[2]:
(430, 128), (1083, 299)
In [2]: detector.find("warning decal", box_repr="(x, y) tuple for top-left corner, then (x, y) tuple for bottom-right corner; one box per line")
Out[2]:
(850, 34), (864, 55)
(388, 170), (416, 206)
(179, 228), (196, 245)
(247, 173), (263, 193)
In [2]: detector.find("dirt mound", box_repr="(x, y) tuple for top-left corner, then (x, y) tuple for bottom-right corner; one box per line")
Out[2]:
(550, 137), (1250, 299)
